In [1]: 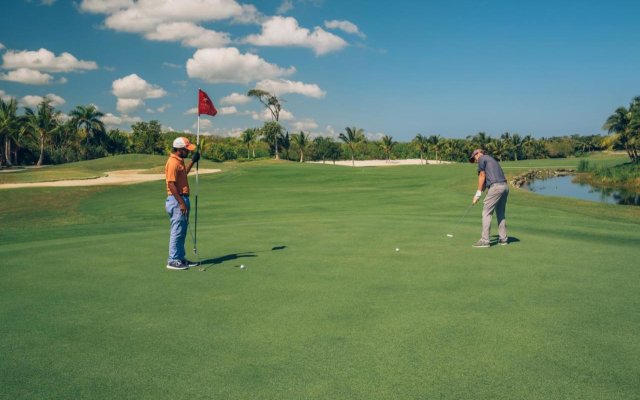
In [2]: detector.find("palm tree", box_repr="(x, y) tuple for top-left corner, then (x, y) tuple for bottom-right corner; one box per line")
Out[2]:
(338, 126), (365, 166)
(603, 99), (639, 163)
(23, 99), (60, 166)
(412, 134), (429, 165)
(467, 132), (490, 149)
(427, 134), (441, 163)
(279, 131), (291, 160)
(0, 98), (19, 166)
(260, 121), (283, 159)
(248, 89), (283, 159)
(241, 128), (258, 159)
(313, 136), (333, 164)
(69, 104), (105, 146)
(291, 131), (310, 162)
(500, 132), (514, 161)
(380, 135), (396, 162)
(522, 134), (536, 160)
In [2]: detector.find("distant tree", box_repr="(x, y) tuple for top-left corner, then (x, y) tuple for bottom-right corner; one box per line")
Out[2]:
(130, 120), (164, 154)
(427, 134), (442, 162)
(380, 135), (397, 162)
(23, 99), (60, 166)
(412, 134), (429, 165)
(313, 136), (334, 163)
(467, 132), (490, 149)
(291, 131), (310, 162)
(70, 104), (105, 146)
(260, 121), (284, 159)
(603, 96), (640, 163)
(339, 126), (365, 166)
(279, 131), (291, 160)
(106, 129), (130, 155)
(0, 98), (19, 166)
(241, 128), (259, 159)
(248, 89), (283, 159)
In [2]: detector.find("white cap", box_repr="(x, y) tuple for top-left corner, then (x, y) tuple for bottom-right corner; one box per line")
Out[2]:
(172, 137), (196, 151)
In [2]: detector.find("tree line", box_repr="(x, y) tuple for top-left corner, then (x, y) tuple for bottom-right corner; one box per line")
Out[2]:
(1, 96), (638, 167)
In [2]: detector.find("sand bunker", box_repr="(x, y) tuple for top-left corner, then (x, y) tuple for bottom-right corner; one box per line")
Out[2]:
(0, 168), (221, 189)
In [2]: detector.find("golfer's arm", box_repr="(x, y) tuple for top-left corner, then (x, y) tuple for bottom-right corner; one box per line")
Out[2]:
(168, 181), (186, 206)
(186, 160), (195, 174)
(477, 171), (486, 192)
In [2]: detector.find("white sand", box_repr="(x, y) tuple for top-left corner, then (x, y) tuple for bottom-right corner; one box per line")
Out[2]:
(309, 159), (450, 167)
(0, 168), (221, 189)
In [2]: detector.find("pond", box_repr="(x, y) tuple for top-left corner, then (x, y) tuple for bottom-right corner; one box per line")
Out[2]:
(523, 175), (640, 206)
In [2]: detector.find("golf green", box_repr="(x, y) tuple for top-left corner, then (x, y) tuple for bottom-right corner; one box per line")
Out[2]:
(1, 156), (639, 399)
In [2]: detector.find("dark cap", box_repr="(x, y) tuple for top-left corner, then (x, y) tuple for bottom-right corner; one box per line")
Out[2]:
(469, 148), (483, 163)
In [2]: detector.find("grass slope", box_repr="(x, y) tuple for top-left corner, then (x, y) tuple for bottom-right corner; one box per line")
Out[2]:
(1, 155), (639, 399)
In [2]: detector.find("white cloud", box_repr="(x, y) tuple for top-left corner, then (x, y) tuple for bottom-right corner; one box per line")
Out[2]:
(145, 22), (231, 48)
(112, 74), (167, 99)
(0, 68), (55, 85)
(19, 93), (66, 108)
(186, 47), (295, 84)
(0, 90), (13, 101)
(57, 113), (72, 123)
(220, 92), (251, 105)
(324, 20), (366, 39)
(163, 62), (182, 69)
(184, 107), (198, 115)
(243, 16), (348, 55)
(79, 0), (134, 14)
(87, 0), (247, 31)
(291, 119), (319, 131)
(196, 119), (213, 130)
(366, 132), (385, 141)
(145, 104), (170, 114)
(102, 112), (142, 127)
(252, 108), (294, 121)
(0, 43), (5, 51)
(255, 79), (326, 98)
(276, 0), (293, 14)
(219, 106), (237, 115)
(41, 0), (56, 5)
(188, 124), (245, 138)
(234, 4), (264, 24)
(1, 48), (98, 72)
(117, 98), (144, 113)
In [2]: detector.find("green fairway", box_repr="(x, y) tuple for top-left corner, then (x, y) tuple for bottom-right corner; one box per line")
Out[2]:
(1, 155), (639, 399)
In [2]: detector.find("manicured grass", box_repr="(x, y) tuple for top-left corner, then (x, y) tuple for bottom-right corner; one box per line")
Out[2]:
(1, 155), (639, 399)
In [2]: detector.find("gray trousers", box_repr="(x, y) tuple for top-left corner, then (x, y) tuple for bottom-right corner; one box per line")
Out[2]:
(482, 183), (509, 242)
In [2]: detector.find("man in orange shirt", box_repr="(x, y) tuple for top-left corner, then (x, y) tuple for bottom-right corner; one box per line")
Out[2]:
(165, 137), (200, 270)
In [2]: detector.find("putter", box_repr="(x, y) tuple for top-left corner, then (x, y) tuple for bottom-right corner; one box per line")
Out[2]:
(185, 215), (204, 271)
(447, 204), (473, 238)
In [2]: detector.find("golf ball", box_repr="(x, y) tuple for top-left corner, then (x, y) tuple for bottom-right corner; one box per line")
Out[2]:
(240, 264), (245, 269)
(395, 248), (399, 252)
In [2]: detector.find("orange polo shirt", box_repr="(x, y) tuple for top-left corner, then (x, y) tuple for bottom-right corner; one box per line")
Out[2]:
(165, 153), (190, 196)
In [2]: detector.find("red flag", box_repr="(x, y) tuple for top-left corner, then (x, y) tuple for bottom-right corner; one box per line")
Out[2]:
(198, 89), (217, 117)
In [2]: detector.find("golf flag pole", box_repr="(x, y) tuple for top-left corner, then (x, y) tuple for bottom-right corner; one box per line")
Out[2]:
(194, 110), (199, 255)
(194, 89), (218, 256)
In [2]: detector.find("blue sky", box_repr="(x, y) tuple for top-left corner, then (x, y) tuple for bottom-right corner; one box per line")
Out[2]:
(1, 0), (639, 141)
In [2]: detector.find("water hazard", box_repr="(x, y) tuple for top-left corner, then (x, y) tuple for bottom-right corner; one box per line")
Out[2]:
(524, 175), (640, 206)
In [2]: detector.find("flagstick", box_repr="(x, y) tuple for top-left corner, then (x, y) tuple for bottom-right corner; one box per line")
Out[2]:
(194, 113), (199, 256)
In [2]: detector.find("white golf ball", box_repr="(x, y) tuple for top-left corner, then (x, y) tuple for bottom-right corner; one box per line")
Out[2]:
(240, 264), (245, 269)
(395, 248), (399, 252)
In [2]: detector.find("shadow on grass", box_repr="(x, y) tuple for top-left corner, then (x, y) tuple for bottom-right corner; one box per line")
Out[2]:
(490, 236), (520, 245)
(196, 245), (287, 271)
